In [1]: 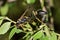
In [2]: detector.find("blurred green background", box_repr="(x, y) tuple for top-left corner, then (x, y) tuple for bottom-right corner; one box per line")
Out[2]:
(0, 0), (60, 40)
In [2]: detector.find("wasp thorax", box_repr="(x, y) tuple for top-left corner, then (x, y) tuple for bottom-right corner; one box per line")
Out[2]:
(37, 9), (47, 16)
(16, 16), (30, 26)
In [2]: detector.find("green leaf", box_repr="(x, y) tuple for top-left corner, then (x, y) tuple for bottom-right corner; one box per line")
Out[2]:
(0, 19), (3, 25)
(9, 2), (16, 8)
(43, 36), (49, 40)
(24, 23), (31, 28)
(26, 35), (31, 40)
(26, 0), (36, 4)
(0, 16), (4, 19)
(0, 16), (5, 25)
(1, 3), (9, 16)
(9, 27), (17, 40)
(23, 32), (30, 39)
(44, 25), (50, 36)
(15, 29), (23, 34)
(33, 31), (43, 40)
(40, 35), (49, 40)
(50, 32), (57, 40)
(0, 17), (4, 25)
(32, 21), (36, 26)
(0, 22), (11, 34)
(9, 27), (23, 40)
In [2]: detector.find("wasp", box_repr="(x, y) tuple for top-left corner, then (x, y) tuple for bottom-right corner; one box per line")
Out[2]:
(16, 8), (50, 30)
(16, 9), (48, 26)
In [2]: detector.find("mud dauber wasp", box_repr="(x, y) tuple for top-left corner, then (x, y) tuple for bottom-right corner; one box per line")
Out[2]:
(16, 7), (48, 29)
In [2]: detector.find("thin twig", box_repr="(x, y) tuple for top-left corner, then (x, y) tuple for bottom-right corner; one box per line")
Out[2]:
(19, 8), (29, 20)
(5, 17), (16, 24)
(56, 33), (60, 36)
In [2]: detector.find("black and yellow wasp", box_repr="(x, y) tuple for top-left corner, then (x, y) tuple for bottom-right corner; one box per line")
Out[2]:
(16, 8), (48, 28)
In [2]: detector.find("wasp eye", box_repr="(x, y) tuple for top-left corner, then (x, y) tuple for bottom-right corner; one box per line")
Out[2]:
(37, 9), (47, 16)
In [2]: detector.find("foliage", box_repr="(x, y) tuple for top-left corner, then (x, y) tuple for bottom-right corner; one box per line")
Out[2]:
(0, 0), (60, 40)
(0, 3), (9, 16)
(26, 0), (36, 4)
(0, 22), (11, 34)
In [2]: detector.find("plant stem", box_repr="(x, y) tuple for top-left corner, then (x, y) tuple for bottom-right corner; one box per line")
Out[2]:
(5, 17), (16, 24)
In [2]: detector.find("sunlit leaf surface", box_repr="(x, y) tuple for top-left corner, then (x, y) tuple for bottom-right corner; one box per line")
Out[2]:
(33, 31), (43, 40)
(9, 27), (17, 40)
(26, 0), (36, 4)
(0, 22), (11, 34)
